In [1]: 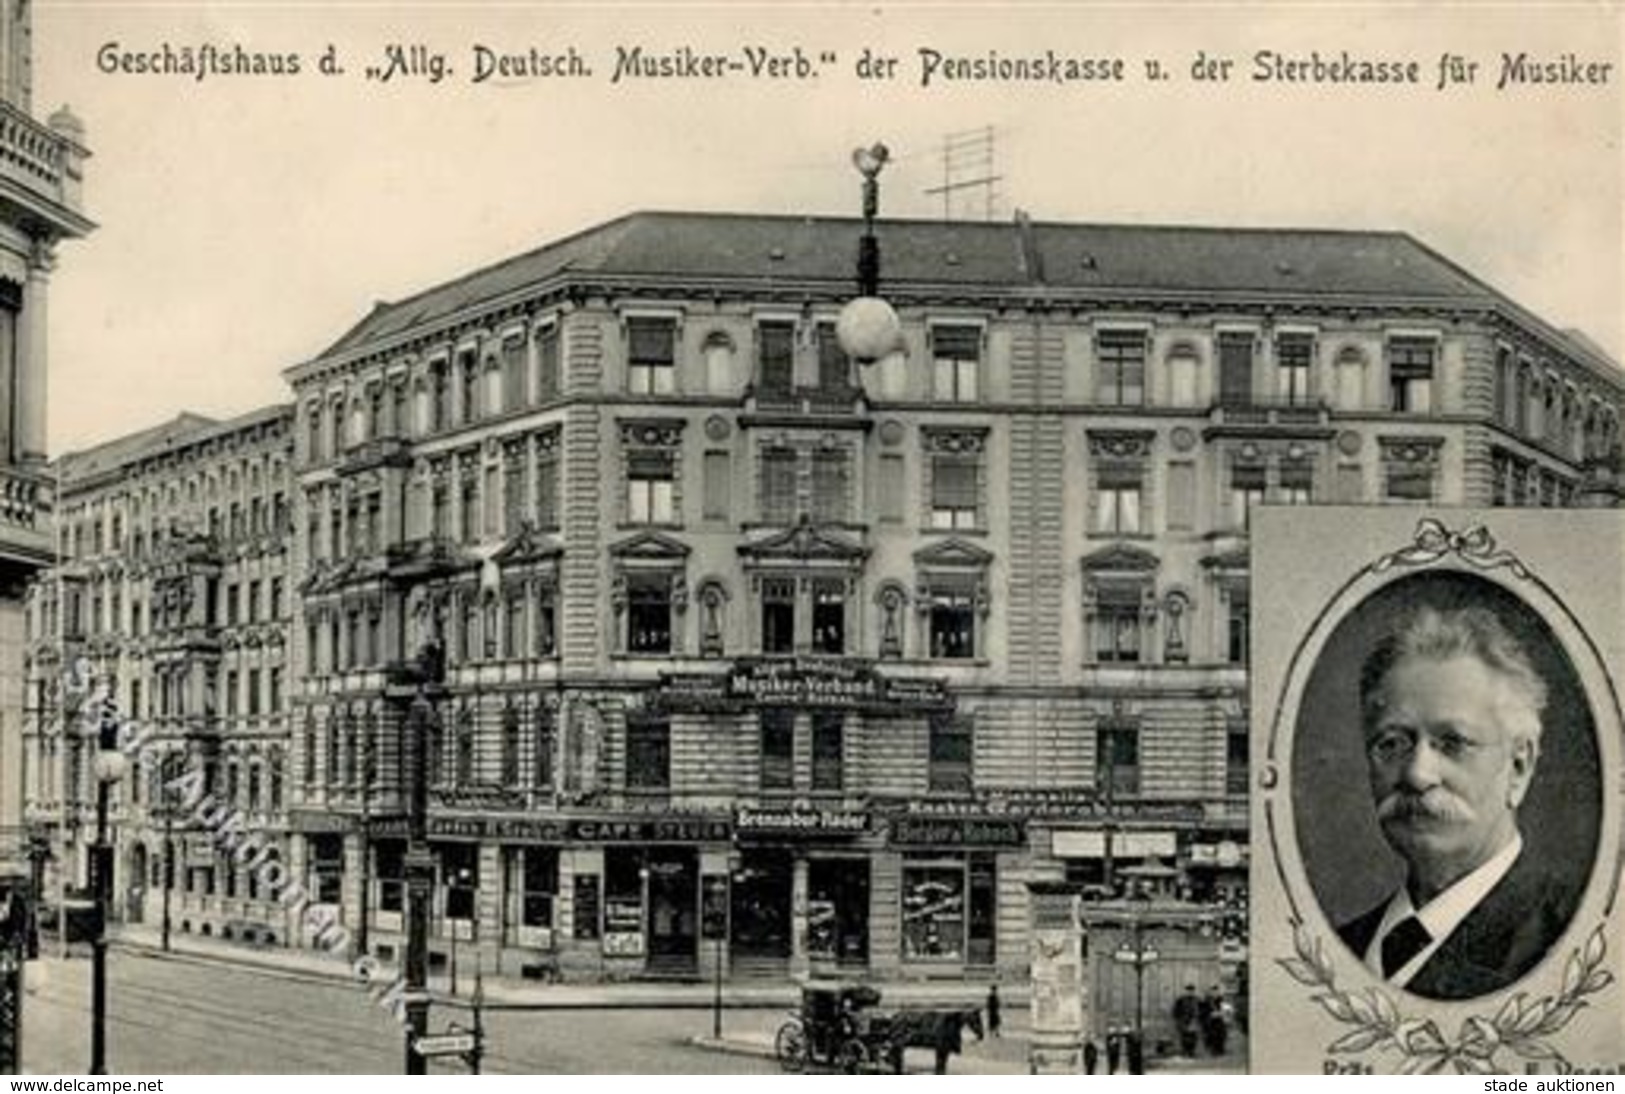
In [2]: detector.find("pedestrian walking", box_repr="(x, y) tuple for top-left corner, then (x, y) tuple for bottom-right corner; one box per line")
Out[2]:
(986, 984), (1002, 1038)
(1083, 1039), (1098, 1075)
(1173, 984), (1200, 1056)
(1203, 985), (1229, 1056)
(1106, 1028), (1122, 1074)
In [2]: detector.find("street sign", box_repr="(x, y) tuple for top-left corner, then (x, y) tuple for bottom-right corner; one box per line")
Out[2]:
(414, 1033), (477, 1057)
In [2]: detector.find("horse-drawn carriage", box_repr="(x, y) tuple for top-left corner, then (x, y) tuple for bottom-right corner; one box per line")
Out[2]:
(773, 984), (984, 1074)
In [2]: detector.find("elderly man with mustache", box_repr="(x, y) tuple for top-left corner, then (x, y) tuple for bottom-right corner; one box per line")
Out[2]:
(1335, 605), (1581, 1000)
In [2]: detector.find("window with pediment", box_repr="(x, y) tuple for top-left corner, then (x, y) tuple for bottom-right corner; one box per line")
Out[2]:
(1081, 544), (1158, 666)
(924, 428), (987, 531)
(1380, 436), (1442, 503)
(621, 420), (684, 526)
(1087, 430), (1152, 537)
(915, 538), (993, 661)
(610, 530), (690, 656)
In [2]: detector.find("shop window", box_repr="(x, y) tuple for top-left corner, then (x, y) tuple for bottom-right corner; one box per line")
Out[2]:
(520, 847), (559, 928)
(1096, 330), (1146, 406)
(928, 714), (973, 795)
(812, 579), (846, 655)
(1096, 723), (1140, 798)
(811, 712), (844, 793)
(967, 856), (997, 967)
(442, 844), (479, 921)
(931, 324), (981, 403)
(1275, 333), (1314, 404)
(760, 576), (796, 655)
(309, 834), (344, 906)
(625, 713), (671, 791)
(1387, 337), (1435, 413)
(901, 862), (966, 960)
(760, 709), (795, 792)
(376, 841), (405, 913)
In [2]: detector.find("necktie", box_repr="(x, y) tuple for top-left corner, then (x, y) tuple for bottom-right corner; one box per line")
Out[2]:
(1381, 915), (1432, 978)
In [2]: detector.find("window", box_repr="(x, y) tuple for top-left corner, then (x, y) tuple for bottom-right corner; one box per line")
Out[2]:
(1096, 724), (1140, 797)
(431, 483), (450, 540)
(1217, 332), (1254, 406)
(247, 668), (261, 716)
(930, 455), (979, 529)
(536, 433), (560, 529)
(627, 317), (676, 395)
(1385, 463), (1435, 503)
(504, 593), (525, 658)
(536, 323), (561, 400)
(376, 842), (406, 913)
(625, 714), (670, 790)
(759, 447), (798, 524)
(760, 577), (796, 655)
(811, 450), (849, 523)
(225, 670), (240, 716)
(1167, 345), (1200, 407)
(1094, 464), (1142, 535)
(928, 714), (973, 794)
(1280, 460), (1314, 505)
(702, 450), (731, 522)
(1227, 587), (1250, 664)
(1092, 331), (1144, 406)
(626, 449), (675, 524)
(454, 708), (476, 785)
(1092, 589), (1142, 663)
(811, 712), (844, 793)
(501, 333), (527, 411)
(816, 323), (849, 392)
(1229, 463), (1267, 529)
(1388, 337), (1435, 413)
(443, 844), (479, 920)
(757, 320), (795, 398)
(501, 707), (521, 787)
(503, 450), (527, 533)
(460, 476), (479, 542)
(310, 835), (344, 905)
(931, 324), (980, 403)
(812, 579), (846, 655)
(534, 585), (557, 657)
(626, 572), (673, 654)
(431, 362), (450, 432)
(533, 705), (555, 789)
(458, 350), (480, 424)
(926, 583), (977, 660)
(1275, 333), (1314, 404)
(760, 709), (794, 792)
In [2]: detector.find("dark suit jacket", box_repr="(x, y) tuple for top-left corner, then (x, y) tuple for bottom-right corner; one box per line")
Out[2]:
(1336, 847), (1581, 1000)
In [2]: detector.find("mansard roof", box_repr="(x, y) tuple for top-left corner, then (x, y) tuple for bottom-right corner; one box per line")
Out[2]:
(305, 210), (1617, 383)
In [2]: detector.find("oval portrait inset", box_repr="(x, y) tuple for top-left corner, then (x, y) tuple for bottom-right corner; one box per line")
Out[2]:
(1291, 570), (1601, 1002)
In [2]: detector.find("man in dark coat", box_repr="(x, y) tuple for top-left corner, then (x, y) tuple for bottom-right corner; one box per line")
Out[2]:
(1337, 607), (1578, 1000)
(1172, 985), (1200, 1056)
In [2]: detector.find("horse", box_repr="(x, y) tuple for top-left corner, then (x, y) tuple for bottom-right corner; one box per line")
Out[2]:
(885, 1006), (985, 1074)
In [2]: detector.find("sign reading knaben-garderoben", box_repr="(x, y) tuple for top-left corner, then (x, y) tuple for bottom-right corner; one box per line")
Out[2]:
(1251, 509), (1623, 1075)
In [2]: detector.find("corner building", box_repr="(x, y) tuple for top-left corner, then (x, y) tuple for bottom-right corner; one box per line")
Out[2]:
(283, 212), (1623, 982)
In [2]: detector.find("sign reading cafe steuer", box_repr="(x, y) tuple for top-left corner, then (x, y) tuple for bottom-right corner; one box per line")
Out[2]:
(1250, 509), (1624, 1075)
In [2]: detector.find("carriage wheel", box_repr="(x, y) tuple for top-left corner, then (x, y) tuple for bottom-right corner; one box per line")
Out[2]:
(774, 1021), (808, 1073)
(837, 1038), (867, 1075)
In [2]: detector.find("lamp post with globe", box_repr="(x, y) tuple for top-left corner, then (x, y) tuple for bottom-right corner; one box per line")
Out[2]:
(835, 143), (904, 367)
(89, 695), (126, 1075)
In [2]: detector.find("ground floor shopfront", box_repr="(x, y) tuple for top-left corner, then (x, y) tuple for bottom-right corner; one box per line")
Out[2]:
(286, 799), (1246, 984)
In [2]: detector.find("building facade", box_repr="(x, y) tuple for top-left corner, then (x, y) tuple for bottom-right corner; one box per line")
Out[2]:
(24, 210), (1625, 982)
(23, 408), (295, 940)
(274, 211), (1624, 982)
(0, 0), (92, 877)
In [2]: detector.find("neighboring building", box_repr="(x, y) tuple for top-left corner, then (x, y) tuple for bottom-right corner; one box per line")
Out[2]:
(23, 408), (295, 940)
(272, 210), (1624, 982)
(0, 0), (92, 876)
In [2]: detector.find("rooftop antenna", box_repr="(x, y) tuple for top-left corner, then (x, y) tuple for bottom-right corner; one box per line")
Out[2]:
(924, 126), (1002, 222)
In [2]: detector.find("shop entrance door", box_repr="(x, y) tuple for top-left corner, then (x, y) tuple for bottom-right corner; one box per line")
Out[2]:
(809, 858), (869, 968)
(645, 848), (698, 973)
(731, 848), (792, 974)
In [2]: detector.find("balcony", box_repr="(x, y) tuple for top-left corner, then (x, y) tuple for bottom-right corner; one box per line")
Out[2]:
(0, 463), (52, 571)
(339, 435), (412, 475)
(743, 383), (868, 426)
(0, 100), (93, 232)
(1203, 398), (1332, 440)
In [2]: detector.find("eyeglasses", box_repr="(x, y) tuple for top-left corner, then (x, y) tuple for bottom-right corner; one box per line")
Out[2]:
(1365, 726), (1494, 766)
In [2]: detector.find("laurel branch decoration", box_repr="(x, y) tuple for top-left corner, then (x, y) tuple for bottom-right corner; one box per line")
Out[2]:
(1278, 923), (1614, 1074)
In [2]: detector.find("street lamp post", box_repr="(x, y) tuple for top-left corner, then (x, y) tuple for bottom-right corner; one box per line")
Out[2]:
(89, 694), (126, 1075)
(835, 143), (904, 368)
(401, 634), (445, 1076)
(160, 804), (173, 954)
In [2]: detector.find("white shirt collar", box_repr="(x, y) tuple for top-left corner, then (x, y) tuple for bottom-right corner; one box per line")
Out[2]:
(1363, 834), (1523, 988)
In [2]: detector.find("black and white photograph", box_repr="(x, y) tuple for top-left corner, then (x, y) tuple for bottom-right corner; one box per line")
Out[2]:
(0, 0), (1619, 1080)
